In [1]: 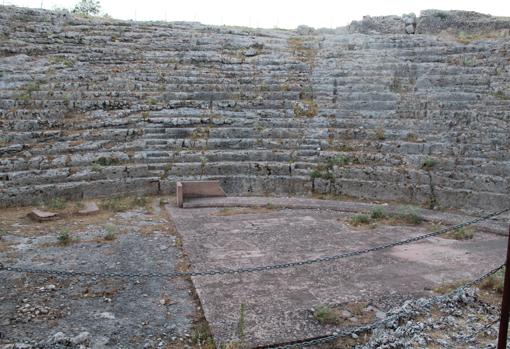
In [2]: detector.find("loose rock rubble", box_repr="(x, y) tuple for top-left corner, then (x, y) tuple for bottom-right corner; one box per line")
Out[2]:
(355, 288), (502, 349)
(0, 202), (198, 349)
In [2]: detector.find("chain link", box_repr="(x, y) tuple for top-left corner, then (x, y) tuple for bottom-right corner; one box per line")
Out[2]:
(0, 207), (508, 279)
(1, 264), (503, 349)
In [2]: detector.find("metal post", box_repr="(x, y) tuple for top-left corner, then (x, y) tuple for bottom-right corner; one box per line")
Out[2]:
(497, 225), (510, 349)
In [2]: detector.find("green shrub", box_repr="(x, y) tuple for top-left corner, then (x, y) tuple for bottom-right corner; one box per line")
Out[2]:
(396, 208), (423, 225)
(57, 228), (71, 245)
(444, 227), (474, 240)
(313, 306), (340, 325)
(93, 156), (120, 167)
(351, 214), (370, 226)
(371, 207), (387, 220)
(103, 224), (116, 241)
(309, 169), (322, 179)
(462, 57), (475, 66)
(328, 155), (348, 166)
(91, 163), (102, 172)
(421, 157), (437, 170)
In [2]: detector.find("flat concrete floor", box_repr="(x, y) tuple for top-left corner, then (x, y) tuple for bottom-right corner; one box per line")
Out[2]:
(167, 202), (506, 347)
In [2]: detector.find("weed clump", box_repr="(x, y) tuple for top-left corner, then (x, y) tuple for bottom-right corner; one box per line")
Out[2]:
(101, 197), (127, 212)
(396, 208), (424, 225)
(57, 228), (75, 245)
(103, 224), (117, 241)
(350, 214), (370, 226)
(443, 227), (474, 240)
(405, 133), (418, 142)
(49, 56), (75, 67)
(480, 268), (504, 294)
(93, 156), (120, 167)
(370, 207), (387, 220)
(313, 306), (340, 325)
(47, 197), (67, 210)
(328, 155), (348, 167)
(374, 127), (385, 140)
(421, 158), (438, 170)
(492, 90), (510, 100)
(191, 321), (214, 348)
(131, 196), (147, 208)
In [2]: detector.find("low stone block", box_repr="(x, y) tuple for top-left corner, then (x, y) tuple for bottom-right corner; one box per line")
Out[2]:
(27, 208), (59, 222)
(78, 201), (99, 215)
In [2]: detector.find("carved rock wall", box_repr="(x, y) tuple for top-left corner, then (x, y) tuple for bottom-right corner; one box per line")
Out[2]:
(1, 6), (509, 213)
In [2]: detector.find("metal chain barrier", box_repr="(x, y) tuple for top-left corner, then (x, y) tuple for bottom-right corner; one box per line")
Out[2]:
(262, 263), (506, 349)
(1, 264), (504, 349)
(0, 207), (508, 279)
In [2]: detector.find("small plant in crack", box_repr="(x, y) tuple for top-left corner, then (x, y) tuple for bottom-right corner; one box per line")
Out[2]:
(443, 227), (474, 241)
(237, 303), (246, 344)
(200, 157), (207, 177)
(313, 305), (340, 325)
(103, 224), (117, 241)
(57, 228), (74, 245)
(421, 157), (437, 170)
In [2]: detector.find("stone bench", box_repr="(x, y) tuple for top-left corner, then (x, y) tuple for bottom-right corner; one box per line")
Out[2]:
(176, 181), (226, 208)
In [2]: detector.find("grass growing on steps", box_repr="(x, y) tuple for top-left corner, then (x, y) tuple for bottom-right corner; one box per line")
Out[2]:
(101, 196), (148, 212)
(46, 197), (67, 210)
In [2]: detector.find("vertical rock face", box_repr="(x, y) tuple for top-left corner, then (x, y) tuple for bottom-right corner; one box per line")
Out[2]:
(0, 6), (509, 212)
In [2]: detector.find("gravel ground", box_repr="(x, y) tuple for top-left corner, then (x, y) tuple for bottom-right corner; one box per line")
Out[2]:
(0, 199), (199, 349)
(0, 196), (507, 349)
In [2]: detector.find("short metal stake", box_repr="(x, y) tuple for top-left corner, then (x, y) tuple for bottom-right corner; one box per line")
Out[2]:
(497, 225), (510, 349)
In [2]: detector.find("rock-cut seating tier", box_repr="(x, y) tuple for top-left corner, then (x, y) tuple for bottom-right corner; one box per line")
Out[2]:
(0, 6), (509, 213)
